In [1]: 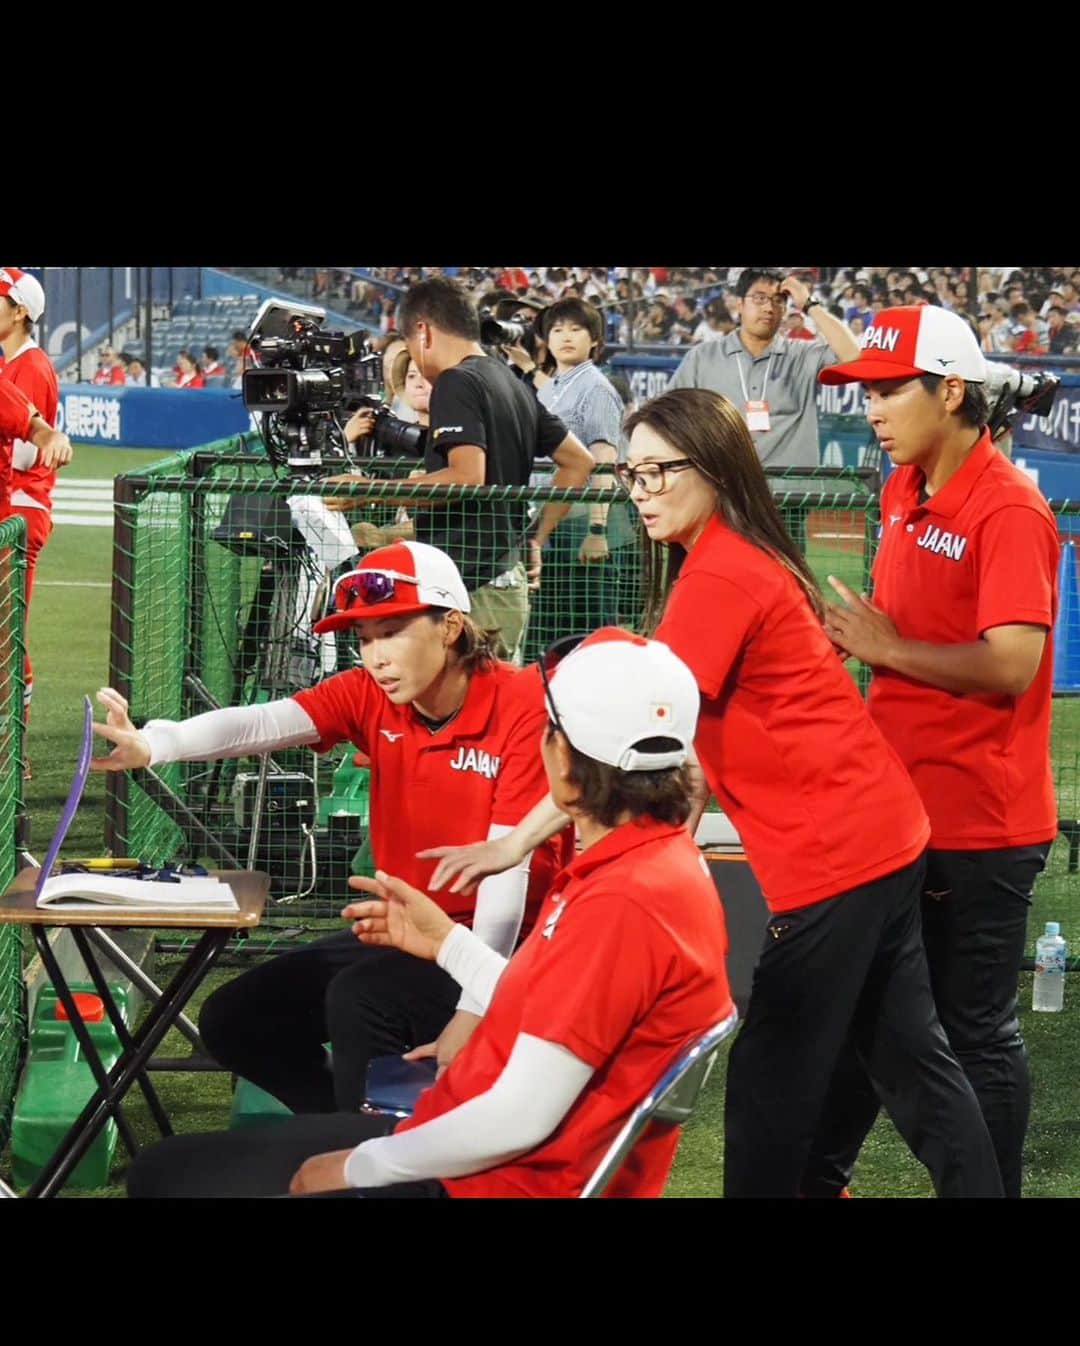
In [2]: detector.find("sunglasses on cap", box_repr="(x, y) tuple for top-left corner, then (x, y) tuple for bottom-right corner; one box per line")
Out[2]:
(538, 633), (589, 741)
(333, 567), (418, 611)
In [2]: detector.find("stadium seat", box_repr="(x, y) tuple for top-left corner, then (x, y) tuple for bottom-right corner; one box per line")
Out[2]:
(359, 1007), (739, 1197)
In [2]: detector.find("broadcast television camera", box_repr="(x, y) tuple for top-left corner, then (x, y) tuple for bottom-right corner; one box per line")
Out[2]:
(241, 298), (423, 472)
(984, 361), (1060, 444)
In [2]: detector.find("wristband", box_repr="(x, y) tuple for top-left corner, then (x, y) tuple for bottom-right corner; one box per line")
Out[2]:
(588, 523), (605, 536)
(803, 298), (822, 314)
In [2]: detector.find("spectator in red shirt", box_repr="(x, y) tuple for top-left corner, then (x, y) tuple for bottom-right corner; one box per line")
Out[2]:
(496, 266), (529, 295)
(172, 349), (205, 389)
(92, 347), (126, 386)
(201, 345), (228, 382)
(1010, 303), (1047, 355)
(784, 309), (816, 341)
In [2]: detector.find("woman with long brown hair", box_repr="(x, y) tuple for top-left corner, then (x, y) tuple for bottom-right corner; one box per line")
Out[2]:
(424, 388), (1004, 1199)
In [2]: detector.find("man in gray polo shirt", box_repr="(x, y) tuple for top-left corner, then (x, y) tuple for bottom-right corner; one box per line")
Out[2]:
(670, 268), (861, 468)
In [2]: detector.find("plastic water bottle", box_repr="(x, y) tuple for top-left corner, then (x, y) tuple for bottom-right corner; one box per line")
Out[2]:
(1033, 922), (1068, 1012)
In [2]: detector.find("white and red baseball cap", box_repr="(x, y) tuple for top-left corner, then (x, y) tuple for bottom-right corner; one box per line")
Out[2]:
(545, 627), (700, 771)
(819, 305), (987, 386)
(313, 540), (470, 634)
(0, 267), (45, 322)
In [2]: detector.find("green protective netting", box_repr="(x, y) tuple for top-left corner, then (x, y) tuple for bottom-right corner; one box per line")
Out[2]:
(0, 513), (26, 1146)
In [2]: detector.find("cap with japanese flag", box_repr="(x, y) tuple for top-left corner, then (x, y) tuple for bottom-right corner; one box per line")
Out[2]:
(819, 305), (987, 386)
(0, 267), (45, 322)
(312, 541), (470, 635)
(546, 627), (700, 772)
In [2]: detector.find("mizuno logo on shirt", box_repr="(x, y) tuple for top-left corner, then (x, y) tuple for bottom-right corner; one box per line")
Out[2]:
(432, 426), (463, 439)
(379, 730), (404, 743)
(915, 524), (967, 561)
(449, 746), (501, 780)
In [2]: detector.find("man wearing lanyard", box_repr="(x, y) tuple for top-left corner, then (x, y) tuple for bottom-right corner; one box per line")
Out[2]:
(669, 268), (860, 469)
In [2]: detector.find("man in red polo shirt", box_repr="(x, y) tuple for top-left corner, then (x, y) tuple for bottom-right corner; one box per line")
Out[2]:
(815, 304), (1058, 1198)
(123, 629), (735, 1199)
(91, 541), (573, 1113)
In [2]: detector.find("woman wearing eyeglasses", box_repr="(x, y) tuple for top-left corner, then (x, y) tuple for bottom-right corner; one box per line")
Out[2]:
(90, 540), (573, 1114)
(124, 628), (734, 1198)
(424, 388), (1004, 1199)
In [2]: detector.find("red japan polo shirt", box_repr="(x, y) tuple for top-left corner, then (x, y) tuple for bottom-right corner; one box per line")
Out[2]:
(870, 432), (1059, 849)
(655, 515), (930, 912)
(397, 820), (733, 1198)
(293, 661), (570, 930)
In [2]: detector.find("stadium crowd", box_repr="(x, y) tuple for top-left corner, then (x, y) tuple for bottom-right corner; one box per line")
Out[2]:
(257, 264), (1080, 356)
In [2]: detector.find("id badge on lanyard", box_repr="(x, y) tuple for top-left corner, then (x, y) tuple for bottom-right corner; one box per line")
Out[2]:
(739, 354), (774, 433)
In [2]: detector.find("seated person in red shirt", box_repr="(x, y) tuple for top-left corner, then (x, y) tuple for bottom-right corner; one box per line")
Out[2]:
(91, 346), (127, 385)
(124, 628), (734, 1198)
(91, 541), (574, 1112)
(201, 345), (228, 382)
(170, 349), (205, 388)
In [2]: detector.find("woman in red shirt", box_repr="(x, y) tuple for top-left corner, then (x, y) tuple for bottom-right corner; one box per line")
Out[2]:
(172, 349), (205, 389)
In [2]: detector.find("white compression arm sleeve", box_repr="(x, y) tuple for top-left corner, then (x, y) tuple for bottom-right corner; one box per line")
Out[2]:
(455, 824), (532, 1016)
(437, 923), (509, 1014)
(343, 1031), (594, 1188)
(141, 699), (320, 766)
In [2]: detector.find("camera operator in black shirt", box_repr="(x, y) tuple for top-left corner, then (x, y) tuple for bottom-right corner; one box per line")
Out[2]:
(329, 278), (594, 661)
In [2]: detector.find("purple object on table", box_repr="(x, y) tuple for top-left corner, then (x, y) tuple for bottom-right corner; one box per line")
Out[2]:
(34, 695), (94, 898)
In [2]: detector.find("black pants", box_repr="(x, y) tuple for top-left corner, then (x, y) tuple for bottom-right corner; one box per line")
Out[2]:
(803, 843), (1050, 1199)
(198, 930), (460, 1113)
(723, 854), (1003, 1198)
(126, 1113), (448, 1198)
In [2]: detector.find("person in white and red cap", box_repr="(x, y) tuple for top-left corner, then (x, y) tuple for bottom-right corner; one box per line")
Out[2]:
(90, 540), (574, 1116)
(122, 627), (735, 1198)
(0, 266), (69, 754)
(809, 304), (1059, 1198)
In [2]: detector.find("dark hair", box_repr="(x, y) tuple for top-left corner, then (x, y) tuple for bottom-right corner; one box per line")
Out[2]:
(427, 608), (497, 674)
(397, 277), (480, 342)
(1048, 305), (1068, 319)
(1010, 301), (1032, 320)
(736, 268), (784, 298)
(547, 725), (692, 828)
(852, 285), (872, 305)
(624, 388), (825, 629)
(917, 374), (988, 428)
(204, 345), (219, 362)
(539, 296), (604, 369)
(231, 328), (247, 343)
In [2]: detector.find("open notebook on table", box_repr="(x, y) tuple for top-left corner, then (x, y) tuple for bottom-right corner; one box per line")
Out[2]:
(33, 696), (238, 913)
